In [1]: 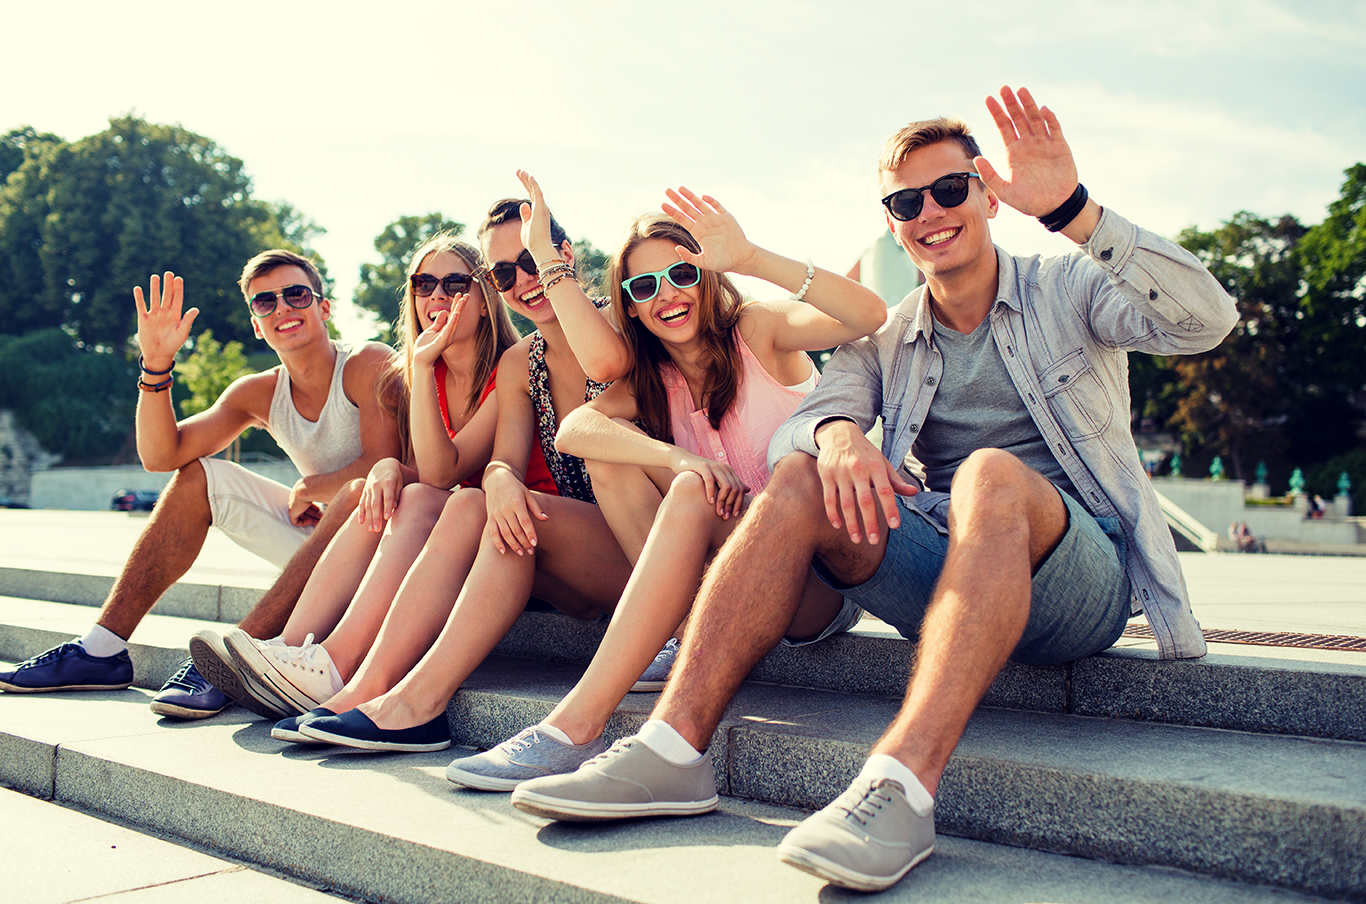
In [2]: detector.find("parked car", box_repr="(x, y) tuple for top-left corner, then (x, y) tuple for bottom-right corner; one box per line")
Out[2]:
(111, 489), (161, 511)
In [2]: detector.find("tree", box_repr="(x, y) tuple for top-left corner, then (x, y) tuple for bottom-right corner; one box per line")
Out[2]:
(0, 116), (327, 349)
(354, 214), (464, 344)
(178, 329), (254, 461)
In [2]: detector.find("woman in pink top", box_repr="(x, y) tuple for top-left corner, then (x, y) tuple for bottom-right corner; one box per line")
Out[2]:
(445, 183), (887, 790)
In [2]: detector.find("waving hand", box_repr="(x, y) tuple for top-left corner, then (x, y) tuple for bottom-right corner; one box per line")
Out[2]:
(661, 187), (758, 274)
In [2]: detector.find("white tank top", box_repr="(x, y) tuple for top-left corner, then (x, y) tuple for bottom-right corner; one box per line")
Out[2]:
(267, 342), (364, 477)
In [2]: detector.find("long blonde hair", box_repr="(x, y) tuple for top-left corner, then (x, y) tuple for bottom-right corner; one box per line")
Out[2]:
(607, 215), (745, 443)
(379, 232), (520, 461)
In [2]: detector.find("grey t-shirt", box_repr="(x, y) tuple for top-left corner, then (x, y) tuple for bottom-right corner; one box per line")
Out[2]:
(912, 315), (1076, 501)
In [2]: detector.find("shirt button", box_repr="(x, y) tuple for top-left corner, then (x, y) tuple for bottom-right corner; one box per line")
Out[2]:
(926, 377), (936, 385)
(1149, 289), (1159, 300)
(909, 424), (920, 433)
(1100, 248), (1113, 261)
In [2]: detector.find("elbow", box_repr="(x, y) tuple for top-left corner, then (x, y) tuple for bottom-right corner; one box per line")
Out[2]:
(582, 354), (630, 385)
(555, 408), (592, 455)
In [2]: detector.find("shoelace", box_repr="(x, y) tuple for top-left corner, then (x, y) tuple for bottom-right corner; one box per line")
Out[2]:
(500, 727), (542, 754)
(582, 737), (634, 768)
(163, 659), (202, 692)
(651, 638), (679, 666)
(838, 780), (892, 827)
(274, 634), (327, 672)
(19, 643), (77, 668)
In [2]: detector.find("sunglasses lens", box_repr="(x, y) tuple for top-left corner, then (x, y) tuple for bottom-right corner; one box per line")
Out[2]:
(517, 250), (538, 276)
(249, 293), (276, 317)
(887, 189), (924, 221)
(667, 263), (700, 288)
(489, 263), (516, 292)
(411, 274), (438, 297)
(442, 274), (474, 295)
(931, 175), (970, 209)
(626, 274), (659, 302)
(282, 285), (314, 308)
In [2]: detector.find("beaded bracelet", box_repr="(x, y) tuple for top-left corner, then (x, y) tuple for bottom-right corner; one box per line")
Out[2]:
(790, 259), (815, 302)
(538, 260), (573, 275)
(138, 375), (174, 393)
(543, 273), (575, 292)
(138, 355), (174, 376)
(1039, 183), (1088, 233)
(539, 265), (575, 283)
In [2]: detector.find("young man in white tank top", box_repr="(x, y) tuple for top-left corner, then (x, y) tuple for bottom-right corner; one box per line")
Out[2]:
(0, 250), (402, 720)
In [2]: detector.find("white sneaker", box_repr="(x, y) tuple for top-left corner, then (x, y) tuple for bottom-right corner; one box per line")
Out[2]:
(225, 629), (343, 715)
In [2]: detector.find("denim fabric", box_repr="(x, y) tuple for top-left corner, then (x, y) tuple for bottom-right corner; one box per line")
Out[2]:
(771, 208), (1237, 659)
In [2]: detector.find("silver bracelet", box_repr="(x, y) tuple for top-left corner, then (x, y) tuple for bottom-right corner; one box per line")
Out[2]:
(790, 258), (815, 302)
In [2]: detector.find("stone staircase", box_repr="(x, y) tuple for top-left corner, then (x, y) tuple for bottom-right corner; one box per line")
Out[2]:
(1, 566), (1363, 903)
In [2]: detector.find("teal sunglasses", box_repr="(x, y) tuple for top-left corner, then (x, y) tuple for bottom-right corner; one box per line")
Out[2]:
(621, 261), (701, 303)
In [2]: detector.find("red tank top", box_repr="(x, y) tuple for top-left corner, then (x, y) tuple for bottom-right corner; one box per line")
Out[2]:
(434, 358), (557, 494)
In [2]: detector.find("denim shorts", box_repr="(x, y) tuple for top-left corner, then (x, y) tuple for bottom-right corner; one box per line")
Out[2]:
(813, 488), (1131, 666)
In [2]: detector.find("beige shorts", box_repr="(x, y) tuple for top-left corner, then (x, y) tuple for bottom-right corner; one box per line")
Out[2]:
(199, 457), (312, 569)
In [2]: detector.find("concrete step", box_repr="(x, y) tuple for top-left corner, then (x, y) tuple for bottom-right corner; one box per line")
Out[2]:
(4, 588), (1365, 744)
(0, 690), (1346, 904)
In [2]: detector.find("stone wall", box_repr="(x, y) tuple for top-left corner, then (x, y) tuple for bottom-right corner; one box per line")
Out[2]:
(1151, 477), (1360, 545)
(0, 411), (62, 506)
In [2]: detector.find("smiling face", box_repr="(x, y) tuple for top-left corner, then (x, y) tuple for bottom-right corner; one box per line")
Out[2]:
(623, 238), (702, 348)
(411, 250), (484, 340)
(881, 141), (999, 284)
(247, 264), (331, 351)
(483, 220), (571, 325)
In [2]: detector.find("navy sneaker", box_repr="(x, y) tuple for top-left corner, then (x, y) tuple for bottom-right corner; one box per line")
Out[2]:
(272, 707), (336, 744)
(298, 709), (450, 752)
(149, 658), (230, 720)
(0, 642), (134, 693)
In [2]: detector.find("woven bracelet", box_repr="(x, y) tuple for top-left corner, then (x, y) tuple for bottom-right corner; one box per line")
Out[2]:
(1039, 183), (1088, 233)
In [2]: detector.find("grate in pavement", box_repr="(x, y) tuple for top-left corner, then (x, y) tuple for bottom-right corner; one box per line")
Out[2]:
(1122, 624), (1366, 652)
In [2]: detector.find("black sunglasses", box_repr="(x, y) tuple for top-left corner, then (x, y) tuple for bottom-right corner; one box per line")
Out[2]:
(621, 261), (701, 303)
(488, 249), (538, 292)
(248, 284), (317, 318)
(880, 172), (981, 221)
(411, 272), (475, 298)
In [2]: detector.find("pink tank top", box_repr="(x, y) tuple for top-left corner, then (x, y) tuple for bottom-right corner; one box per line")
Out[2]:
(660, 332), (816, 493)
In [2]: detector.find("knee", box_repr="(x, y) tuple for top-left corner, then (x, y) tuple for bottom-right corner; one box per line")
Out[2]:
(658, 471), (717, 524)
(389, 483), (448, 526)
(332, 478), (366, 511)
(167, 458), (207, 494)
(765, 453), (822, 506)
(949, 449), (1032, 514)
(438, 487), (486, 525)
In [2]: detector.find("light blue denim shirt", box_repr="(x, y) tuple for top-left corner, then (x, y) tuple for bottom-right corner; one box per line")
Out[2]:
(770, 207), (1238, 659)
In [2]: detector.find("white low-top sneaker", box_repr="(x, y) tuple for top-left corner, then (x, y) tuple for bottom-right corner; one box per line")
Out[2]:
(225, 629), (343, 715)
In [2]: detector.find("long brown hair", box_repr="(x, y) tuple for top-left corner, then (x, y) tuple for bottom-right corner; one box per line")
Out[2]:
(379, 232), (520, 462)
(608, 215), (745, 443)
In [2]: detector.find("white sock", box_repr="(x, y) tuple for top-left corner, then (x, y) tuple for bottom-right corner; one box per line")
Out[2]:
(78, 625), (128, 658)
(536, 723), (575, 746)
(861, 754), (934, 815)
(636, 719), (704, 765)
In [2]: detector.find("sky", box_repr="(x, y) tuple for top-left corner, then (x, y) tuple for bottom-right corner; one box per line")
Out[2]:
(2, 0), (1363, 342)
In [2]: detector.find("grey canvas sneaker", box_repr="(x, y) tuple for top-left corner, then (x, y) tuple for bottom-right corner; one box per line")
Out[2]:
(776, 776), (935, 892)
(629, 637), (679, 692)
(511, 737), (718, 821)
(446, 726), (607, 791)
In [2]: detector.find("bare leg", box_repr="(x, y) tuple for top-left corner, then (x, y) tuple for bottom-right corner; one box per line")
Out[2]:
(652, 453), (886, 750)
(235, 479), (365, 639)
(352, 494), (632, 730)
(280, 483), (451, 670)
(544, 471), (740, 744)
(321, 488), (489, 713)
(868, 449), (1066, 795)
(97, 461), (214, 640)
(584, 420), (673, 565)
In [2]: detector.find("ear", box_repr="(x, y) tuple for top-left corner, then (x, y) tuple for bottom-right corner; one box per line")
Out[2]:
(885, 210), (905, 248)
(318, 297), (332, 321)
(252, 318), (264, 340)
(558, 240), (576, 269)
(982, 184), (1000, 221)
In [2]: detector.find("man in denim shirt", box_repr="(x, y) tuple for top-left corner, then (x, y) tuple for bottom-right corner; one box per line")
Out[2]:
(509, 87), (1237, 892)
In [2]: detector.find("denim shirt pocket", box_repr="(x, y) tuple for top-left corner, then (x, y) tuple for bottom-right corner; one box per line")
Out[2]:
(1039, 348), (1112, 440)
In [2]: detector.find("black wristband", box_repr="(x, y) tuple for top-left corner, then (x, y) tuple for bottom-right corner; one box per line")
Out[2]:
(138, 374), (174, 393)
(813, 416), (856, 449)
(138, 355), (175, 376)
(1038, 183), (1088, 233)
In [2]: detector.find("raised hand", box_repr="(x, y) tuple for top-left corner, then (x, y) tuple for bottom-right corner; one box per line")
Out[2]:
(515, 170), (561, 262)
(976, 86), (1080, 217)
(661, 187), (758, 274)
(411, 295), (468, 367)
(133, 271), (199, 370)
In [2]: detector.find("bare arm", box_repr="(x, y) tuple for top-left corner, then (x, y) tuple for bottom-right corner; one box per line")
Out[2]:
(481, 342), (547, 555)
(132, 272), (269, 472)
(516, 170), (631, 383)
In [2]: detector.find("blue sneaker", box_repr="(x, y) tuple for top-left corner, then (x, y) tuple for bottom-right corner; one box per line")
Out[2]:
(298, 708), (450, 752)
(0, 642), (134, 693)
(150, 658), (230, 720)
(272, 708), (336, 744)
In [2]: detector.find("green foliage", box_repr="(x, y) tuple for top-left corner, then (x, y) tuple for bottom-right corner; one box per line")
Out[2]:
(178, 329), (252, 418)
(0, 329), (137, 463)
(572, 239), (611, 297)
(354, 214), (464, 343)
(0, 116), (326, 350)
(1307, 447), (1366, 516)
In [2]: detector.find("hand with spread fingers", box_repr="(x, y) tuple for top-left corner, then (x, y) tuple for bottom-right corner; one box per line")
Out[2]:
(976, 86), (1081, 218)
(133, 271), (199, 373)
(661, 187), (759, 275)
